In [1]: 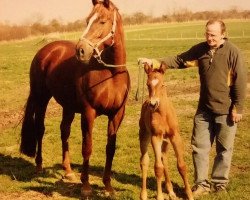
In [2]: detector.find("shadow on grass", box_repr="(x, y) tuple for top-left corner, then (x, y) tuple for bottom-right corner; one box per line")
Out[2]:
(0, 153), (188, 199)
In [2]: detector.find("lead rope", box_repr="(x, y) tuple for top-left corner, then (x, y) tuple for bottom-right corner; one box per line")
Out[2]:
(135, 63), (142, 101)
(135, 62), (146, 104)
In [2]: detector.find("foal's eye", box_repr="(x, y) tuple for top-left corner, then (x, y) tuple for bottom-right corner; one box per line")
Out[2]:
(100, 21), (106, 24)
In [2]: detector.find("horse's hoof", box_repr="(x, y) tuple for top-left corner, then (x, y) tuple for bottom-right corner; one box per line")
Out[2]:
(104, 189), (115, 197)
(35, 165), (43, 174)
(104, 184), (115, 197)
(63, 173), (77, 182)
(81, 184), (92, 198)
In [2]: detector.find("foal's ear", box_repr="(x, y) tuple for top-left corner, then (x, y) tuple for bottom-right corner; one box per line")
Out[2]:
(159, 63), (168, 74)
(144, 64), (153, 74)
(92, 0), (110, 7)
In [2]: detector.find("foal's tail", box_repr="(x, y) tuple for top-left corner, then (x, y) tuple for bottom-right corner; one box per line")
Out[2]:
(20, 93), (37, 157)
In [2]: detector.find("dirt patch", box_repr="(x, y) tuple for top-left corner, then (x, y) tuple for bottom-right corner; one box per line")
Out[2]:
(0, 191), (54, 200)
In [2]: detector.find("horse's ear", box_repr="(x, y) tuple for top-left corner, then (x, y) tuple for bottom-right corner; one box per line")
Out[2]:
(103, 0), (110, 7)
(144, 64), (153, 74)
(92, 0), (110, 7)
(92, 0), (98, 5)
(159, 62), (168, 74)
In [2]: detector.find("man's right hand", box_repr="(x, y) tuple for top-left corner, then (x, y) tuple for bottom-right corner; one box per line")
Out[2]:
(137, 58), (153, 66)
(138, 58), (162, 69)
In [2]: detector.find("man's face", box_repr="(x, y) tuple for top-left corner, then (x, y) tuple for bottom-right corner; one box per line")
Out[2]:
(205, 22), (225, 48)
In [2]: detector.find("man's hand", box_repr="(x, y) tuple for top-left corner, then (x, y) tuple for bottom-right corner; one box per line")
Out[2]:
(231, 106), (243, 123)
(137, 58), (161, 69)
(231, 112), (243, 123)
(137, 58), (153, 66)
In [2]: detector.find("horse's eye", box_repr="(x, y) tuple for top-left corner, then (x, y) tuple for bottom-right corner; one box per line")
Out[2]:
(100, 21), (106, 24)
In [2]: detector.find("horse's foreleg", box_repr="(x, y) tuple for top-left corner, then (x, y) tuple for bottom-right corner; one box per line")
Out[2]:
(80, 109), (95, 197)
(170, 133), (193, 200)
(151, 135), (164, 200)
(103, 107), (125, 195)
(60, 109), (75, 180)
(162, 140), (176, 200)
(139, 128), (150, 200)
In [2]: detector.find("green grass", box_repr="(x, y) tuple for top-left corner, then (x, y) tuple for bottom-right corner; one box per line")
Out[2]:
(0, 20), (249, 199)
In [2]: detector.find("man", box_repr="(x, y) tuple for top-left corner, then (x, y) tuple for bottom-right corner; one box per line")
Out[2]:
(138, 19), (247, 198)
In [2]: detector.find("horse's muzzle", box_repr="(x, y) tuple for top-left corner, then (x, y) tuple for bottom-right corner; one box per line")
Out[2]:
(75, 41), (94, 64)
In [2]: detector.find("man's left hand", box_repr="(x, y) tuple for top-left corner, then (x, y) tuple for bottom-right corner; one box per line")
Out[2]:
(231, 113), (243, 123)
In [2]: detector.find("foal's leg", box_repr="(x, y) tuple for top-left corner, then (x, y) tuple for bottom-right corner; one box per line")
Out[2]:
(60, 108), (75, 180)
(103, 106), (126, 195)
(139, 128), (150, 200)
(170, 133), (193, 200)
(151, 135), (164, 200)
(80, 108), (96, 197)
(161, 139), (176, 199)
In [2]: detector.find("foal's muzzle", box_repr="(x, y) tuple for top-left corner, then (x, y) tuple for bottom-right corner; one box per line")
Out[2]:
(149, 98), (160, 110)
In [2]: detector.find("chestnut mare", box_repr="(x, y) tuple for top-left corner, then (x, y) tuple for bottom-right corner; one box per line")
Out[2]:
(139, 64), (193, 200)
(20, 0), (130, 197)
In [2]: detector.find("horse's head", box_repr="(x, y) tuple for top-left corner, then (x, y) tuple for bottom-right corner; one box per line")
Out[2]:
(144, 63), (167, 110)
(76, 0), (121, 64)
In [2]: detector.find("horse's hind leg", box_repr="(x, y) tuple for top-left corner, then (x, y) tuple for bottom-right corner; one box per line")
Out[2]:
(161, 139), (176, 199)
(170, 133), (193, 200)
(34, 94), (51, 173)
(139, 128), (150, 200)
(60, 108), (75, 180)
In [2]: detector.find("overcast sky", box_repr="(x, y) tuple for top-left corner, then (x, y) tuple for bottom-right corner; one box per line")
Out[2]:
(0, 0), (249, 25)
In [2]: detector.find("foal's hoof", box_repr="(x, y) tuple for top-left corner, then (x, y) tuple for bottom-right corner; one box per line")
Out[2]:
(140, 190), (147, 200)
(63, 173), (77, 182)
(169, 191), (177, 200)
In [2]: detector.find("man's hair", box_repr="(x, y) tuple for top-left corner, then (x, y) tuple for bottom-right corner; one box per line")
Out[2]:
(206, 19), (226, 34)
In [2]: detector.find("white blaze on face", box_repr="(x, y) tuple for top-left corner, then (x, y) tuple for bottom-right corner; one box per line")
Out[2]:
(81, 13), (98, 38)
(151, 78), (159, 86)
(151, 78), (159, 96)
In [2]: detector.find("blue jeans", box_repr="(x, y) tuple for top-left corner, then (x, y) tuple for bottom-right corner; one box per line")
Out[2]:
(191, 109), (237, 188)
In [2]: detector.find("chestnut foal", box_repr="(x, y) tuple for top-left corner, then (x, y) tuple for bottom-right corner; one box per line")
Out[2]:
(139, 64), (193, 200)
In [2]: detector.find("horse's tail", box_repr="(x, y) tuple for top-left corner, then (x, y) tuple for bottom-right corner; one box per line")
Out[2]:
(20, 93), (37, 157)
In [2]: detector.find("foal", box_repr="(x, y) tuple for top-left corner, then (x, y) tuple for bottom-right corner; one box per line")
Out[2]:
(139, 64), (193, 200)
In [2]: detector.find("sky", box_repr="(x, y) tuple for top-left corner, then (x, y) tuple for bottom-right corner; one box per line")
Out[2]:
(0, 0), (250, 25)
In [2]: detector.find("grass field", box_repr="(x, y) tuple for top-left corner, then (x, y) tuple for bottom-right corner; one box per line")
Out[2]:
(0, 20), (249, 200)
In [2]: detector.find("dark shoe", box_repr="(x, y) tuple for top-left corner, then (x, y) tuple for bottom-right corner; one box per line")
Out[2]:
(192, 184), (211, 198)
(214, 185), (227, 194)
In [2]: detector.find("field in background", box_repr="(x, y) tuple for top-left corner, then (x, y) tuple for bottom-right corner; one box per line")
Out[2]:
(0, 21), (249, 199)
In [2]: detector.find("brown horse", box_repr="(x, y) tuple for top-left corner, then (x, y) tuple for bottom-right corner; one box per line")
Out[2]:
(20, 0), (130, 197)
(139, 64), (193, 200)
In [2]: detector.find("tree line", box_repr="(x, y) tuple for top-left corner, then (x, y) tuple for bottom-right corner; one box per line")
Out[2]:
(1, 8), (249, 41)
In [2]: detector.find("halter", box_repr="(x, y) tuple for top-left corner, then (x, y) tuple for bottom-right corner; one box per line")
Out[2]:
(79, 10), (126, 68)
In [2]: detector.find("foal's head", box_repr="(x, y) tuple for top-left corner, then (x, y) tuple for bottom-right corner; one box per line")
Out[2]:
(76, 0), (121, 64)
(144, 63), (167, 110)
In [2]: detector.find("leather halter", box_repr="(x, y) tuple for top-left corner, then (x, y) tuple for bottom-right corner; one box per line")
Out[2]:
(78, 11), (126, 68)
